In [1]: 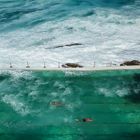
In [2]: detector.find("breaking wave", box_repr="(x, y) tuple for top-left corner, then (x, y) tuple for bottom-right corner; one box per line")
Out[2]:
(0, 0), (140, 67)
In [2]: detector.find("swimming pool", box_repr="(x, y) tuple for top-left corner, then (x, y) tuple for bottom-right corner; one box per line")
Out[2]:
(0, 69), (140, 140)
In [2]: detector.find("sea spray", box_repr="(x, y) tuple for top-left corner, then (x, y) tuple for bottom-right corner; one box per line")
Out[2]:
(0, 0), (140, 67)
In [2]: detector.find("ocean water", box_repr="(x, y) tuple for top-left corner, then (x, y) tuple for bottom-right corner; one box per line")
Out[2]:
(0, 69), (140, 140)
(0, 1), (140, 140)
(0, 0), (140, 67)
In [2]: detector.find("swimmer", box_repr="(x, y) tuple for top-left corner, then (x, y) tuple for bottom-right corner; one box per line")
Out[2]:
(75, 118), (93, 122)
(82, 118), (93, 122)
(50, 101), (63, 107)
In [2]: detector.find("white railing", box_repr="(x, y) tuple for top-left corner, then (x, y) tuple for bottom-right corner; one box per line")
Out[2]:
(0, 61), (139, 71)
(6, 61), (119, 69)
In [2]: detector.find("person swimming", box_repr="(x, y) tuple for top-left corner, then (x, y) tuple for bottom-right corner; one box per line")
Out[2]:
(50, 101), (63, 106)
(75, 118), (93, 122)
(82, 118), (93, 122)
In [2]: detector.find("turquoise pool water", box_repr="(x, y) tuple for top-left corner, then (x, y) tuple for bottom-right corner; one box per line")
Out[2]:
(0, 69), (140, 140)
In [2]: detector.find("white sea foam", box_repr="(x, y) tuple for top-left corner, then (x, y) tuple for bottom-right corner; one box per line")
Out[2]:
(0, 70), (32, 81)
(98, 88), (112, 97)
(65, 103), (74, 112)
(0, 9), (140, 66)
(54, 81), (65, 89)
(2, 94), (29, 116)
(64, 71), (88, 76)
(98, 87), (129, 97)
(62, 87), (71, 96)
(0, 7), (139, 68)
(28, 91), (38, 100)
(50, 92), (59, 97)
(115, 88), (129, 97)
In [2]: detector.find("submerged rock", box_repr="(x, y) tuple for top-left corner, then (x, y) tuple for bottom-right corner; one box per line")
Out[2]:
(120, 60), (140, 66)
(46, 43), (82, 49)
(65, 43), (82, 46)
(82, 10), (95, 17)
(62, 63), (83, 68)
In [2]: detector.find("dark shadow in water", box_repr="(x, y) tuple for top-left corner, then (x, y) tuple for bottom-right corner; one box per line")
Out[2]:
(79, 131), (140, 140)
(0, 133), (83, 140)
(0, 73), (11, 82)
(0, 134), (42, 140)
(15, 134), (42, 140)
(124, 74), (140, 103)
(1, 132), (140, 140)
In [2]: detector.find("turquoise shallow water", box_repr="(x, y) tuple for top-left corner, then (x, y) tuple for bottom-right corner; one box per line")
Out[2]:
(0, 69), (140, 140)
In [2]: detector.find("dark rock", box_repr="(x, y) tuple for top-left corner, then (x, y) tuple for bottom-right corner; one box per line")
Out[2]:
(46, 43), (82, 49)
(120, 60), (140, 66)
(62, 63), (83, 68)
(54, 45), (64, 48)
(65, 43), (82, 46)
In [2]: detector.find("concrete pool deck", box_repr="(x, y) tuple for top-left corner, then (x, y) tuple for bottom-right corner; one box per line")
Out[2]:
(0, 65), (140, 71)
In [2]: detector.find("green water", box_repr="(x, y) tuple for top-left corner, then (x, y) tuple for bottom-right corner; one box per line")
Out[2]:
(0, 70), (140, 140)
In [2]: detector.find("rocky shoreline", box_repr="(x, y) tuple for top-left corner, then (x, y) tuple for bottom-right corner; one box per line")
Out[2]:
(62, 63), (83, 68)
(46, 43), (82, 49)
(120, 60), (140, 66)
(61, 60), (140, 68)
